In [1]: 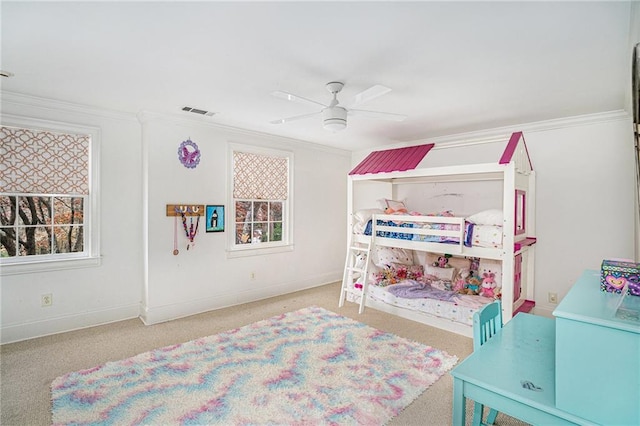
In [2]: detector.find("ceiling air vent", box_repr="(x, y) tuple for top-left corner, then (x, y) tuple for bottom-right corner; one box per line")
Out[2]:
(181, 106), (215, 117)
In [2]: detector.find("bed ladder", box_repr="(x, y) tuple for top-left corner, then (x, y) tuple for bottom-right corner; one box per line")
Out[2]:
(338, 236), (372, 314)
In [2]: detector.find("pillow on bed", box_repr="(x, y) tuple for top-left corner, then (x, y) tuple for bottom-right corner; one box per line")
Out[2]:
(418, 252), (471, 272)
(424, 264), (456, 281)
(466, 209), (503, 226)
(353, 209), (384, 224)
(372, 246), (413, 267)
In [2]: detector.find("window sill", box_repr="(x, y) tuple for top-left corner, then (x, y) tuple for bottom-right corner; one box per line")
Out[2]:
(0, 256), (102, 276)
(226, 244), (294, 258)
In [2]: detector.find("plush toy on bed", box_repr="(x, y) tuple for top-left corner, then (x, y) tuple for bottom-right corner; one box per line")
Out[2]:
(453, 268), (470, 292)
(433, 254), (451, 268)
(459, 272), (481, 295)
(480, 271), (497, 298)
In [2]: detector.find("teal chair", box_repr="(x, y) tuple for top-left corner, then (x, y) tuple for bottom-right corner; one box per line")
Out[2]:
(472, 301), (503, 426)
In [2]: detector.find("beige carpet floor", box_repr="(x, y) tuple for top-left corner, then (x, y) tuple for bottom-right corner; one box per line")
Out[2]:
(0, 281), (529, 425)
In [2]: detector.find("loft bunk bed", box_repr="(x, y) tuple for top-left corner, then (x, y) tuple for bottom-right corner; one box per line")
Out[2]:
(339, 131), (536, 337)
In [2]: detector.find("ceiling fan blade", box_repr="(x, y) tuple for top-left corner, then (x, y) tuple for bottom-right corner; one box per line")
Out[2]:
(271, 90), (327, 109)
(270, 111), (321, 124)
(351, 85), (392, 107)
(349, 109), (407, 122)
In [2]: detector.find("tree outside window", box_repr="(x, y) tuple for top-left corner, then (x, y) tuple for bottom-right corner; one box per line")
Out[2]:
(0, 126), (92, 264)
(0, 195), (85, 257)
(230, 147), (291, 251)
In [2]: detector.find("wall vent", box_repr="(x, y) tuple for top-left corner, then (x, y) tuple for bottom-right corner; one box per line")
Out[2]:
(181, 106), (215, 117)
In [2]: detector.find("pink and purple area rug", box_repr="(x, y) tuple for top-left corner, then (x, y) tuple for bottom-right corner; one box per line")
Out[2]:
(51, 306), (457, 425)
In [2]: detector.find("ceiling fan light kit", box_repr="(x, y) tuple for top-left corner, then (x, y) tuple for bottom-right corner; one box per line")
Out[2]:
(323, 106), (347, 132)
(271, 81), (407, 132)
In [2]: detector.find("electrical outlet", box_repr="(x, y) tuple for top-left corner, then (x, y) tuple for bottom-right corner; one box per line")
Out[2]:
(41, 293), (53, 307)
(548, 292), (558, 304)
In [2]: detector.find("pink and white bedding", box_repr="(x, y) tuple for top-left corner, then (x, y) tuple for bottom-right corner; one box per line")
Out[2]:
(467, 224), (502, 249)
(348, 284), (493, 326)
(347, 205), (506, 324)
(355, 248), (500, 325)
(353, 208), (504, 249)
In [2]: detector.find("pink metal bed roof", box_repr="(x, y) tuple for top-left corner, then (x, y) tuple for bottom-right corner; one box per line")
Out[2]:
(499, 131), (533, 170)
(348, 143), (434, 175)
(350, 131), (532, 176)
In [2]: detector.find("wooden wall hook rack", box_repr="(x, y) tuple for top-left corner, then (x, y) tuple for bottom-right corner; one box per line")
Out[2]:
(166, 204), (205, 217)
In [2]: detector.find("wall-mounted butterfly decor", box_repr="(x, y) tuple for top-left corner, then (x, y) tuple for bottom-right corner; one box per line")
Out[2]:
(178, 138), (201, 169)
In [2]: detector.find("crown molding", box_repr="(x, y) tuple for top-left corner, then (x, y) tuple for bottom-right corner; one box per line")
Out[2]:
(1, 91), (138, 122)
(404, 110), (631, 149)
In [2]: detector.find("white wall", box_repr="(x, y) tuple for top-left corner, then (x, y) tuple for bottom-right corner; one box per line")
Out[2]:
(352, 112), (635, 317)
(527, 117), (635, 315)
(139, 113), (350, 325)
(1, 94), (143, 343)
(0, 97), (350, 344)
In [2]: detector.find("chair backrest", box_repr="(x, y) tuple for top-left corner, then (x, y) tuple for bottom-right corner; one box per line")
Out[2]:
(473, 300), (503, 351)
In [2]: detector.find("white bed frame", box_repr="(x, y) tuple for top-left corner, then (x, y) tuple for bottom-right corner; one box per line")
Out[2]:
(343, 132), (536, 336)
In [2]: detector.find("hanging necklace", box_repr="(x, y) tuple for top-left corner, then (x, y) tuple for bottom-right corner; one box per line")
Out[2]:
(173, 215), (179, 255)
(181, 211), (200, 250)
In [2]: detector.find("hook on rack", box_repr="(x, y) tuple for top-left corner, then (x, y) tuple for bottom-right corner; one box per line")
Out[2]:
(166, 204), (205, 217)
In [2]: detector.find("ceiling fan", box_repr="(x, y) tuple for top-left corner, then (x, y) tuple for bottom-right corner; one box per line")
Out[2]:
(270, 82), (407, 132)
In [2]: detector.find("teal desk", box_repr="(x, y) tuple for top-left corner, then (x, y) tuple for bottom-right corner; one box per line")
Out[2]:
(553, 270), (640, 425)
(450, 313), (595, 426)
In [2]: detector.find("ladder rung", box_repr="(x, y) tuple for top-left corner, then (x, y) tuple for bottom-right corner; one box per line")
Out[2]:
(342, 235), (370, 312)
(342, 286), (363, 294)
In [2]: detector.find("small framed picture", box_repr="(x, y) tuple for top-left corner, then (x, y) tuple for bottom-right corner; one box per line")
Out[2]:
(206, 205), (224, 232)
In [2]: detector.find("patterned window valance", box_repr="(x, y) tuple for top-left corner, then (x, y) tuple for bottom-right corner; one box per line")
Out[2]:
(0, 126), (90, 195)
(233, 151), (288, 200)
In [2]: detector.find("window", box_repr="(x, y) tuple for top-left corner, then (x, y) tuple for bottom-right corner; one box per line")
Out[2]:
(229, 144), (292, 255)
(0, 195), (85, 256)
(0, 123), (100, 274)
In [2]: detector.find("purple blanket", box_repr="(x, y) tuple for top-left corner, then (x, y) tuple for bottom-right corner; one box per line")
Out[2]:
(386, 280), (460, 302)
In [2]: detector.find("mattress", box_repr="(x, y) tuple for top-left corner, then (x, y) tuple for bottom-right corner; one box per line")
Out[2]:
(360, 219), (503, 249)
(365, 284), (493, 326)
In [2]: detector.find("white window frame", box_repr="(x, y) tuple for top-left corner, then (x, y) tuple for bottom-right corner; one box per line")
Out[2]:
(0, 116), (101, 275)
(227, 142), (293, 258)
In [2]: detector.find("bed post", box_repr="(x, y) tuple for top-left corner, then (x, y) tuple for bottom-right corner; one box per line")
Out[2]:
(525, 170), (537, 302)
(502, 162), (516, 322)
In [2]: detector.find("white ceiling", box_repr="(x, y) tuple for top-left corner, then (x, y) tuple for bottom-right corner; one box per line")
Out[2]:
(1, 1), (633, 151)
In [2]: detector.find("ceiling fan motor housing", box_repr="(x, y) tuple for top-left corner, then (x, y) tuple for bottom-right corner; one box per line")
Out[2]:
(326, 81), (344, 94)
(323, 106), (347, 131)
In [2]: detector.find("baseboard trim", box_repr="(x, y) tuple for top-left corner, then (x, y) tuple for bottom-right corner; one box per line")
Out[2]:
(141, 273), (341, 325)
(0, 303), (141, 345)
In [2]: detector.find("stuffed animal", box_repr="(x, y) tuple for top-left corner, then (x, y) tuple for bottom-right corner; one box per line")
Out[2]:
(433, 255), (450, 268)
(494, 286), (502, 300)
(464, 273), (481, 295)
(480, 271), (497, 298)
(453, 268), (470, 292)
(354, 253), (366, 270)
